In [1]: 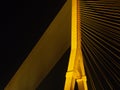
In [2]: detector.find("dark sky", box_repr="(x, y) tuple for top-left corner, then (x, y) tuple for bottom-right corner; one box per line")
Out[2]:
(0, 0), (66, 89)
(1, 0), (120, 90)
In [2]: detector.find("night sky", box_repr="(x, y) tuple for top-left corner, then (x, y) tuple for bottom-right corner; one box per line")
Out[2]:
(1, 0), (120, 90)
(0, 0), (66, 89)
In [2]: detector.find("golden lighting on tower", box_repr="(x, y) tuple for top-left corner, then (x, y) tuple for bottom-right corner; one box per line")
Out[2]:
(64, 0), (88, 90)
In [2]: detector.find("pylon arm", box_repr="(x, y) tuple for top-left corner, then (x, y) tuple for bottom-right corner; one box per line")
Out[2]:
(64, 0), (88, 89)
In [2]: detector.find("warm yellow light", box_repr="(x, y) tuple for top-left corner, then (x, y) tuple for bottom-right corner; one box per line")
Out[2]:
(64, 0), (88, 90)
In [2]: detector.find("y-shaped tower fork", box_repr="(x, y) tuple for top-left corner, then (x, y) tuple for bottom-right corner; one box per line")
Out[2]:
(64, 0), (88, 90)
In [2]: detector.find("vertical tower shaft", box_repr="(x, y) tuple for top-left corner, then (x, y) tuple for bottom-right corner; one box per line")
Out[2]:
(64, 0), (88, 90)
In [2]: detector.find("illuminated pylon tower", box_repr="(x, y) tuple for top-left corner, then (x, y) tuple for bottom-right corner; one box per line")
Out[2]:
(64, 0), (88, 90)
(4, 0), (87, 89)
